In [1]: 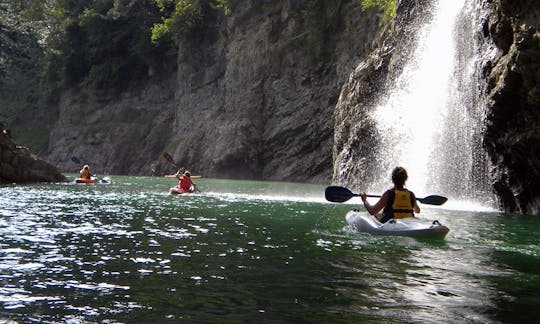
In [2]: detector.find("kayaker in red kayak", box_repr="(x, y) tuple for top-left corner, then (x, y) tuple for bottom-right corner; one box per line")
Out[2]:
(166, 169), (202, 194)
(360, 166), (420, 223)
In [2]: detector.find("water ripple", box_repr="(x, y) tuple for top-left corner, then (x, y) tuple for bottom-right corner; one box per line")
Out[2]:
(0, 180), (538, 322)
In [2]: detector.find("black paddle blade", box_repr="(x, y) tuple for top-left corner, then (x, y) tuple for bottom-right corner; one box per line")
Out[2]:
(325, 186), (356, 203)
(71, 156), (81, 165)
(417, 195), (448, 205)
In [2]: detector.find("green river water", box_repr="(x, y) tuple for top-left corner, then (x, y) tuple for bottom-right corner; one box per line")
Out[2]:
(0, 176), (539, 323)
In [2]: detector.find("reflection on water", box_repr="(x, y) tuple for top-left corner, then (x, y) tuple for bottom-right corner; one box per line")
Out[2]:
(0, 177), (539, 322)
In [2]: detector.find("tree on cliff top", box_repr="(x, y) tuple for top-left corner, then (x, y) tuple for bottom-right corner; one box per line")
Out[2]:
(151, 0), (228, 45)
(5, 0), (390, 95)
(34, 0), (177, 94)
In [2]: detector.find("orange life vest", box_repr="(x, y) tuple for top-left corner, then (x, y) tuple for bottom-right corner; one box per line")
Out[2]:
(80, 169), (90, 180)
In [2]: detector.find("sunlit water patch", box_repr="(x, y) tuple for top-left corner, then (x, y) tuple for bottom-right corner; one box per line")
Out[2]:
(0, 177), (539, 322)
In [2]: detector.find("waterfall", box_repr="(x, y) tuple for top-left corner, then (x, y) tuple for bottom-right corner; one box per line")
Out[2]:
(370, 0), (495, 207)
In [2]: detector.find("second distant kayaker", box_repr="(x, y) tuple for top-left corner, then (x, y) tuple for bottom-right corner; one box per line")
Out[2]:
(360, 166), (420, 223)
(80, 165), (92, 180)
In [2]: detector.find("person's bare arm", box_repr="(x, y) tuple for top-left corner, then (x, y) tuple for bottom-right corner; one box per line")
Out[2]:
(361, 191), (389, 215)
(413, 201), (420, 214)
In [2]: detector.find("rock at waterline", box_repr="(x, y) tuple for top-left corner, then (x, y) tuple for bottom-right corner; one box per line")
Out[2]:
(0, 121), (66, 183)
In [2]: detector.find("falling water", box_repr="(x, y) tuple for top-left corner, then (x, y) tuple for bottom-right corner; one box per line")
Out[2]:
(371, 0), (495, 207)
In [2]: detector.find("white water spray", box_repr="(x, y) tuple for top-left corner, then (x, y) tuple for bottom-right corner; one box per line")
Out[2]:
(371, 0), (495, 208)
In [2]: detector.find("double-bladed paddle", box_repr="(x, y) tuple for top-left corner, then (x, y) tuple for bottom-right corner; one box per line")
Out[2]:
(325, 186), (448, 206)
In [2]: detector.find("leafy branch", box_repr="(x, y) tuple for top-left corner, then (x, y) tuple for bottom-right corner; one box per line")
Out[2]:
(361, 0), (396, 26)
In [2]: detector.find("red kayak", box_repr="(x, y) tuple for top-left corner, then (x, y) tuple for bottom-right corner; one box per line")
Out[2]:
(75, 177), (97, 184)
(169, 186), (194, 194)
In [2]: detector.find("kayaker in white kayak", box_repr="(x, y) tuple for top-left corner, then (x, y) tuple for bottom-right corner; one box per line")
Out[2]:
(360, 166), (420, 223)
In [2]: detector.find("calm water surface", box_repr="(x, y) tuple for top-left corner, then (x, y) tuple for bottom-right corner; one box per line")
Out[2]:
(0, 176), (539, 323)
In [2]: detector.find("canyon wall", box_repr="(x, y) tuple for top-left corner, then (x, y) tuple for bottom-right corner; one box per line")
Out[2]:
(45, 0), (380, 183)
(482, 0), (540, 215)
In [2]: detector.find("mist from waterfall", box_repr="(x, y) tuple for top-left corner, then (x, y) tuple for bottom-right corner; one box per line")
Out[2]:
(370, 0), (495, 208)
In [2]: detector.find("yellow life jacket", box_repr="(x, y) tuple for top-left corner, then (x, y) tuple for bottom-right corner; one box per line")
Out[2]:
(391, 189), (414, 219)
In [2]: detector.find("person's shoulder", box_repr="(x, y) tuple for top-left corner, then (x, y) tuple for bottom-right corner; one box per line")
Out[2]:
(404, 189), (416, 200)
(381, 189), (393, 200)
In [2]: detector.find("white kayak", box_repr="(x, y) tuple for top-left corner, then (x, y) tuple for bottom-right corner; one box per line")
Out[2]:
(345, 210), (450, 239)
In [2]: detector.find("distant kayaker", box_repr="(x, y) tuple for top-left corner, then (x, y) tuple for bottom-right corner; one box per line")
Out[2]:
(168, 169), (201, 194)
(360, 166), (420, 223)
(80, 165), (92, 180)
(178, 170), (195, 193)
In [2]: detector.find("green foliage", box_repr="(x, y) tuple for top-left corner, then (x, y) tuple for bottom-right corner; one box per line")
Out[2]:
(361, 0), (396, 26)
(0, 2), (46, 125)
(151, 0), (229, 45)
(31, 0), (179, 93)
(3, 0), (232, 95)
(151, 0), (203, 44)
(211, 0), (229, 15)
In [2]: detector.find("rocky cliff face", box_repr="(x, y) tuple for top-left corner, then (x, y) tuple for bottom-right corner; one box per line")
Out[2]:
(44, 0), (380, 183)
(333, 0), (540, 215)
(481, 0), (540, 215)
(333, 0), (432, 189)
(46, 74), (178, 176)
(0, 121), (66, 183)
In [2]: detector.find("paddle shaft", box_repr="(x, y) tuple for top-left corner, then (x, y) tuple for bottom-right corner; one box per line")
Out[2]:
(346, 192), (383, 199)
(364, 194), (382, 199)
(325, 186), (447, 205)
(164, 174), (202, 179)
(348, 192), (444, 205)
